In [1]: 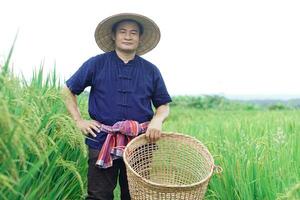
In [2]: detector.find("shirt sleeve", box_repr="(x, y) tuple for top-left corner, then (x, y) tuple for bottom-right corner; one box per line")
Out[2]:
(152, 67), (172, 108)
(65, 57), (96, 95)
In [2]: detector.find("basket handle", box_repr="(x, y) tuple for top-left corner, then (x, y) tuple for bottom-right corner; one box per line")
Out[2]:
(213, 165), (223, 174)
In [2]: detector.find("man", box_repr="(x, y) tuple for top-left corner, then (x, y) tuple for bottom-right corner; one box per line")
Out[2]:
(62, 13), (172, 200)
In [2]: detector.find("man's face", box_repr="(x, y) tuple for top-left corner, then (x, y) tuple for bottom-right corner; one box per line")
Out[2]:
(113, 21), (141, 53)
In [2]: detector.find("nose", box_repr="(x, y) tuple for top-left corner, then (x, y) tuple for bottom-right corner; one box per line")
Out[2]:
(124, 32), (132, 40)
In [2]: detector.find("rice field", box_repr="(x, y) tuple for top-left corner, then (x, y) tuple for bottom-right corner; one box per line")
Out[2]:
(0, 51), (299, 199)
(165, 107), (300, 200)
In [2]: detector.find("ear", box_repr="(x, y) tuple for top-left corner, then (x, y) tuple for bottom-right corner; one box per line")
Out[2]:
(111, 33), (115, 41)
(138, 35), (143, 44)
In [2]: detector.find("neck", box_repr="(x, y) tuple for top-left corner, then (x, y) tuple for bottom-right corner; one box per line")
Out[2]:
(115, 49), (136, 64)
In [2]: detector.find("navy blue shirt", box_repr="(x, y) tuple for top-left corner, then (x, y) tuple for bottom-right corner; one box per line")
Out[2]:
(66, 51), (172, 149)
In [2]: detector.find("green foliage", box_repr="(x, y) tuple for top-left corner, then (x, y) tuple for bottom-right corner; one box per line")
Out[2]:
(268, 104), (288, 111)
(170, 95), (260, 110)
(164, 107), (300, 200)
(170, 95), (297, 111)
(0, 49), (87, 200)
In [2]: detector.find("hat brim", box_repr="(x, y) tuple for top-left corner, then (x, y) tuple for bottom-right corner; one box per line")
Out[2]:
(94, 13), (160, 55)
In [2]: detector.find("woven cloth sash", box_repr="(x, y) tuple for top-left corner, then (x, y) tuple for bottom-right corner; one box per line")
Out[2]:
(96, 120), (149, 168)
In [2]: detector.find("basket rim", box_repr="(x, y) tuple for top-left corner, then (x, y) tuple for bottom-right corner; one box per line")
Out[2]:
(123, 132), (215, 189)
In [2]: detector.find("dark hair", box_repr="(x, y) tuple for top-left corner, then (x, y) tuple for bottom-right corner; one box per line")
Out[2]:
(112, 19), (144, 35)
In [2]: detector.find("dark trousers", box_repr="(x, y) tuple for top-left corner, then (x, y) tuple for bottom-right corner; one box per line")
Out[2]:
(86, 148), (131, 200)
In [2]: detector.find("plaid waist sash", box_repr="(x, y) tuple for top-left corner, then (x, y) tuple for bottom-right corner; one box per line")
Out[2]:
(96, 120), (149, 168)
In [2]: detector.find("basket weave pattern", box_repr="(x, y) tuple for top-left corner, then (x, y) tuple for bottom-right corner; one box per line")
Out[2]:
(123, 133), (215, 200)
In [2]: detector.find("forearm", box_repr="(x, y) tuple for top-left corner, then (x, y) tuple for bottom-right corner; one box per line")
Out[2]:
(151, 103), (170, 123)
(61, 86), (82, 122)
(62, 86), (100, 137)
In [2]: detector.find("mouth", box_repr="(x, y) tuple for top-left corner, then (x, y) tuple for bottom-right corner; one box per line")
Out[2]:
(122, 42), (133, 45)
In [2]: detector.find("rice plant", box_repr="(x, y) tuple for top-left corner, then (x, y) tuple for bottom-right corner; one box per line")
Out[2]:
(0, 44), (88, 200)
(164, 108), (300, 200)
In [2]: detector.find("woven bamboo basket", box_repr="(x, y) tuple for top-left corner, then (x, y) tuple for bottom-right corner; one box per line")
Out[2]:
(123, 132), (217, 200)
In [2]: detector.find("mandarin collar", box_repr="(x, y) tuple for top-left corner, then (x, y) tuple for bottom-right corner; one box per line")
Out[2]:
(111, 50), (138, 65)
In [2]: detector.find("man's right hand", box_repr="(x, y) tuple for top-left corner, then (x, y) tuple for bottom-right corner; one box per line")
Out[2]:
(75, 119), (101, 137)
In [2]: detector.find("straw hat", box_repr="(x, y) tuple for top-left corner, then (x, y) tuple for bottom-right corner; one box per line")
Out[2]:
(94, 13), (161, 55)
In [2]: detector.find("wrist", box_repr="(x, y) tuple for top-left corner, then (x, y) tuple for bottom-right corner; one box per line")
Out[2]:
(74, 117), (83, 123)
(151, 116), (163, 123)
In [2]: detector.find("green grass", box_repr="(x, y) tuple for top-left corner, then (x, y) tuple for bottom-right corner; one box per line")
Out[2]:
(164, 108), (300, 199)
(0, 45), (299, 199)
